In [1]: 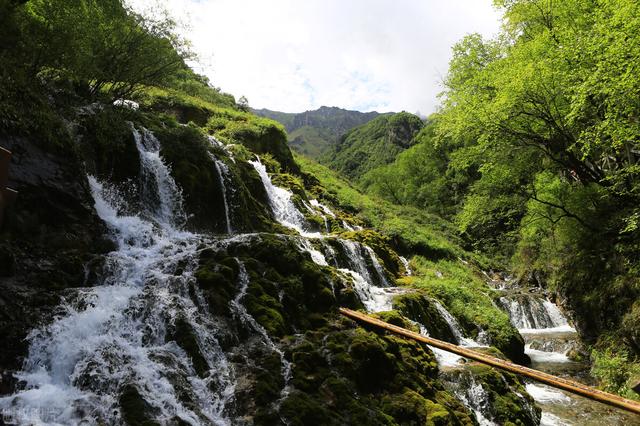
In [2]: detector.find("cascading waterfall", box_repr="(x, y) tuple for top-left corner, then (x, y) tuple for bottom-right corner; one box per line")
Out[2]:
(134, 128), (186, 228)
(365, 246), (390, 287)
(432, 300), (477, 347)
(498, 296), (573, 332)
(249, 159), (310, 235)
(210, 153), (233, 234)
(248, 158), (401, 313)
(0, 128), (234, 425)
(399, 256), (412, 276)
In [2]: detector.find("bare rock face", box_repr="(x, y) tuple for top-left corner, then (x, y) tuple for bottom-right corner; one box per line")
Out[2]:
(0, 135), (110, 380)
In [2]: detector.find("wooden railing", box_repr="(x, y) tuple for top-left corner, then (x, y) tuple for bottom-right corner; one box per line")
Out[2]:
(339, 307), (640, 416)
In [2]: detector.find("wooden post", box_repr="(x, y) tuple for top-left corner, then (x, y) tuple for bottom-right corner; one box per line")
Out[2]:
(339, 307), (640, 416)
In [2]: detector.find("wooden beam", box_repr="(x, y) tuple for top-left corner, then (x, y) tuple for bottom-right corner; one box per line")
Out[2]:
(339, 307), (640, 416)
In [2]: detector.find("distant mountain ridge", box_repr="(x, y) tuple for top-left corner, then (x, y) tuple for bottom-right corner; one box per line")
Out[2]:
(253, 106), (385, 158)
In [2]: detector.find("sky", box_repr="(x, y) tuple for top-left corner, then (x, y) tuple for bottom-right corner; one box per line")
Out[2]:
(129, 0), (502, 114)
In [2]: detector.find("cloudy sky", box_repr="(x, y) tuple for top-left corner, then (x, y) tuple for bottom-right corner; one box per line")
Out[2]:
(130, 0), (501, 114)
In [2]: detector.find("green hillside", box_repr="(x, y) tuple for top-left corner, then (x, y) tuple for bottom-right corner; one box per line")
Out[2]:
(320, 112), (424, 181)
(253, 106), (382, 158)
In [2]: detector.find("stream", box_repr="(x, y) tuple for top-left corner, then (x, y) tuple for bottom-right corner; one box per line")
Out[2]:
(500, 290), (640, 425)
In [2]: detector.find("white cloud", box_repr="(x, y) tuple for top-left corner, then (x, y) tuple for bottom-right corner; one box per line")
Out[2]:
(129, 0), (501, 113)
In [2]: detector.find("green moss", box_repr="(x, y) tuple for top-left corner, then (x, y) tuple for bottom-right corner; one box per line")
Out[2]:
(405, 257), (527, 364)
(279, 319), (475, 425)
(78, 107), (140, 183)
(381, 389), (466, 426)
(340, 229), (402, 277)
(464, 364), (540, 426)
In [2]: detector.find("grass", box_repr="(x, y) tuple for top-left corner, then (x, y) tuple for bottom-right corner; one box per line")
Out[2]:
(295, 153), (494, 266)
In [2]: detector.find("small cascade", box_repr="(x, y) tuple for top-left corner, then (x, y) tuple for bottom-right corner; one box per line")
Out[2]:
(297, 238), (329, 266)
(0, 128), (233, 425)
(342, 220), (355, 231)
(498, 295), (574, 332)
(249, 156), (401, 316)
(134, 127), (186, 228)
(210, 153), (233, 234)
(338, 239), (373, 282)
(445, 371), (494, 426)
(249, 159), (310, 235)
(231, 261), (292, 401)
(496, 290), (639, 425)
(399, 256), (412, 276)
(432, 300), (477, 347)
(309, 199), (336, 218)
(365, 246), (390, 287)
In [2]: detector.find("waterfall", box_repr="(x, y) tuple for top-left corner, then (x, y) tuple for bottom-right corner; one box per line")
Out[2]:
(249, 158), (400, 314)
(365, 246), (390, 287)
(339, 269), (398, 313)
(498, 296), (574, 332)
(338, 239), (372, 282)
(309, 199), (334, 233)
(249, 159), (311, 235)
(432, 300), (477, 347)
(309, 199), (336, 218)
(447, 372), (494, 426)
(0, 128), (233, 425)
(134, 127), (186, 228)
(297, 238), (329, 266)
(210, 153), (233, 234)
(399, 256), (412, 276)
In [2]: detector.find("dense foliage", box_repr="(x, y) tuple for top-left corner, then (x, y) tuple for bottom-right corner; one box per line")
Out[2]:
(0, 0), (236, 141)
(360, 0), (640, 391)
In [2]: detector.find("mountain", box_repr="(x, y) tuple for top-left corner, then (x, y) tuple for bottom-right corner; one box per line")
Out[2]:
(253, 106), (382, 159)
(321, 111), (424, 181)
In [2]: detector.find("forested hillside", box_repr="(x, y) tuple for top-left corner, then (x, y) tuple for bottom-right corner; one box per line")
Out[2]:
(362, 0), (640, 397)
(254, 106), (381, 158)
(320, 112), (423, 182)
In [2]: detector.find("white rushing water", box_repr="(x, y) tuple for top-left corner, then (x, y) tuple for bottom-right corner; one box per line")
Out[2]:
(249, 158), (400, 313)
(249, 159), (311, 236)
(0, 128), (234, 425)
(399, 256), (412, 276)
(210, 153), (233, 234)
(499, 296), (575, 333)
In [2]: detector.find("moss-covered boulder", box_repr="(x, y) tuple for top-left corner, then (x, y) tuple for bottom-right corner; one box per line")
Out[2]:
(394, 293), (458, 343)
(278, 318), (476, 426)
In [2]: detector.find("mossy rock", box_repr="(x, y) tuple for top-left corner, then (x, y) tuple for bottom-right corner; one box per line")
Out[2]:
(216, 118), (299, 173)
(278, 319), (474, 425)
(340, 229), (402, 277)
(119, 384), (160, 426)
(381, 389), (471, 426)
(393, 292), (458, 344)
(77, 107), (141, 184)
(168, 316), (209, 378)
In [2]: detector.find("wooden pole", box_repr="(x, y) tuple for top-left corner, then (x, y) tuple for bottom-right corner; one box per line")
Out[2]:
(339, 307), (640, 416)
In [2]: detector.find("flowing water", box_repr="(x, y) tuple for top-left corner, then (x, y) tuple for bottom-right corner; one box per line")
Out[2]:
(499, 292), (640, 425)
(248, 158), (400, 313)
(210, 153), (233, 234)
(5, 129), (621, 425)
(0, 128), (233, 425)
